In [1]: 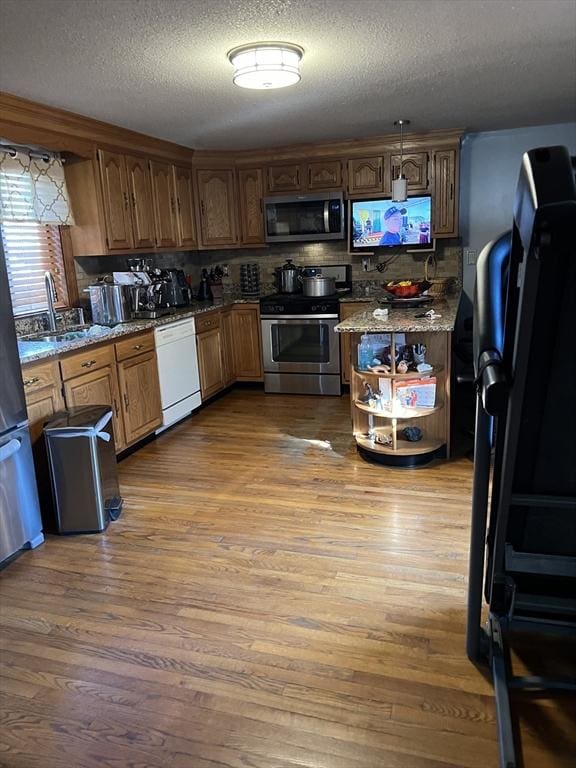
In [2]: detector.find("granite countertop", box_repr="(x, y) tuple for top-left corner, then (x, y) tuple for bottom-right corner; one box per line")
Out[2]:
(335, 296), (461, 333)
(18, 300), (250, 365)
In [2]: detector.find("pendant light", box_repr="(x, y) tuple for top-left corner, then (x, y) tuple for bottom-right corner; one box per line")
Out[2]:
(227, 42), (304, 90)
(392, 119), (410, 202)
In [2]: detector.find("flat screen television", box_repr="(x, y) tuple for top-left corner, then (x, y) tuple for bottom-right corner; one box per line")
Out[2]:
(350, 195), (432, 252)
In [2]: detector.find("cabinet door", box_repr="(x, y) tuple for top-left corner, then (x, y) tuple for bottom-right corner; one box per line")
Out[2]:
(98, 150), (134, 250)
(125, 155), (156, 249)
(22, 360), (64, 442)
(237, 168), (265, 244)
(63, 364), (126, 452)
(196, 327), (224, 399)
(432, 149), (458, 238)
(173, 166), (198, 248)
(196, 169), (238, 247)
(117, 351), (162, 445)
(267, 163), (303, 193)
(306, 160), (342, 190)
(233, 305), (263, 381)
(150, 161), (178, 248)
(390, 152), (430, 194)
(347, 157), (383, 195)
(220, 308), (236, 387)
(339, 304), (361, 385)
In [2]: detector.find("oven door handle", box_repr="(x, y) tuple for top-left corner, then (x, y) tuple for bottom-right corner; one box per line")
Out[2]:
(261, 314), (339, 321)
(324, 200), (330, 233)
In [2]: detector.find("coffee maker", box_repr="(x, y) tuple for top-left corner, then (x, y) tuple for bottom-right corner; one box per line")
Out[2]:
(165, 269), (192, 307)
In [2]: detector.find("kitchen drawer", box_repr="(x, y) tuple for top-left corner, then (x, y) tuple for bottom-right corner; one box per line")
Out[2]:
(21, 359), (61, 394)
(195, 311), (220, 334)
(60, 344), (115, 381)
(115, 331), (155, 362)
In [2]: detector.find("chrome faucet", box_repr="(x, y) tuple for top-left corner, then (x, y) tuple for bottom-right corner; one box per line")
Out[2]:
(44, 271), (58, 331)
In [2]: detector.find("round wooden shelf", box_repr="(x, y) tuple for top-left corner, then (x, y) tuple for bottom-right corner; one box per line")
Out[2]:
(354, 366), (441, 380)
(355, 432), (445, 457)
(354, 401), (442, 419)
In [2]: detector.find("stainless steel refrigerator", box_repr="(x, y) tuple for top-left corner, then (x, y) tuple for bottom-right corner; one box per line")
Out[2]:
(0, 241), (44, 564)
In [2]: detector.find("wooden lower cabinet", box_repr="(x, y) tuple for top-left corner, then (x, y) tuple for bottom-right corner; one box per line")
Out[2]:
(22, 360), (65, 443)
(339, 303), (361, 385)
(62, 362), (125, 452)
(197, 326), (225, 399)
(232, 304), (263, 381)
(220, 308), (236, 387)
(117, 351), (162, 444)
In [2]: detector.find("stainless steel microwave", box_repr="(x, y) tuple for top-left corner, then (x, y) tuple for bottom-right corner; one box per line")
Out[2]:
(263, 191), (344, 243)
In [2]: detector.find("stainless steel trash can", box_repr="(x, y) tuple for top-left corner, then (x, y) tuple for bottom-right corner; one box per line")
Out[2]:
(44, 405), (123, 534)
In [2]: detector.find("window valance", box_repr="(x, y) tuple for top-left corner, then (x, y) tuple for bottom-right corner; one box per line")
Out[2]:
(0, 148), (74, 225)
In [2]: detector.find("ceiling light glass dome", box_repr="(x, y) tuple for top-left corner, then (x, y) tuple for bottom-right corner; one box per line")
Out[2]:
(227, 42), (304, 90)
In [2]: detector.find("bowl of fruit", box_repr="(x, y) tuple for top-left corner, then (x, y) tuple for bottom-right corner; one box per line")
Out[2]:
(383, 280), (431, 298)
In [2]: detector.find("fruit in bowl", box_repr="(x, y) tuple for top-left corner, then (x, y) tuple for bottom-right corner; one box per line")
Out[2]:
(383, 280), (431, 298)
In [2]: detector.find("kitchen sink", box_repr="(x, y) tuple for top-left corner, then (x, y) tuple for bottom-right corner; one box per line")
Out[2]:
(22, 325), (112, 344)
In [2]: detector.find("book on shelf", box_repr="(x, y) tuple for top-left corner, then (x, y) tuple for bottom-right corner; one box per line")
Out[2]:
(393, 377), (436, 409)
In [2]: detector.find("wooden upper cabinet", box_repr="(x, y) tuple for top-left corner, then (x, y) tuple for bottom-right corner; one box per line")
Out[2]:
(267, 163), (303, 193)
(432, 149), (458, 238)
(98, 150), (134, 250)
(150, 161), (178, 248)
(196, 168), (238, 248)
(237, 168), (265, 244)
(173, 166), (197, 249)
(125, 155), (155, 249)
(347, 157), (384, 195)
(390, 152), (430, 194)
(306, 160), (342, 190)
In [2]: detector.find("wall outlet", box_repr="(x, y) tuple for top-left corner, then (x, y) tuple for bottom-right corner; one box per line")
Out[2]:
(465, 249), (478, 266)
(362, 257), (370, 272)
(222, 264), (229, 277)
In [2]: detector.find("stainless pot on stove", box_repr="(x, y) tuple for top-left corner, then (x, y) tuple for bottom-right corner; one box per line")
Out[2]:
(300, 275), (336, 297)
(275, 259), (301, 294)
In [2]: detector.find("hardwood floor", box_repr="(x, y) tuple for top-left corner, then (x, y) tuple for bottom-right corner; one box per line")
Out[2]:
(0, 390), (573, 768)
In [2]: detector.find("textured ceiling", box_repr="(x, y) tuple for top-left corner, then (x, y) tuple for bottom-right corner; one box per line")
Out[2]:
(0, 0), (575, 150)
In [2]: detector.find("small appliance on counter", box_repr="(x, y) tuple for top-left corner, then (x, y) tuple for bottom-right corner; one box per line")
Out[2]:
(165, 269), (192, 307)
(197, 269), (213, 302)
(85, 279), (132, 325)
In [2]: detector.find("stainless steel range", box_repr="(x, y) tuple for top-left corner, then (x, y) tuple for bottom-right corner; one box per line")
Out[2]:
(260, 265), (351, 396)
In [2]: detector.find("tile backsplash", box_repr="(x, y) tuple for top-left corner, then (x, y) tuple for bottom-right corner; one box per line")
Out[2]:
(74, 239), (462, 305)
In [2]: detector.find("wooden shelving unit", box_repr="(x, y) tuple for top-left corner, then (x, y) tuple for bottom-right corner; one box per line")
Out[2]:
(350, 330), (450, 466)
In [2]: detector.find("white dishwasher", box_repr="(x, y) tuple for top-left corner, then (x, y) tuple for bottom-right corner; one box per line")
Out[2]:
(154, 318), (201, 432)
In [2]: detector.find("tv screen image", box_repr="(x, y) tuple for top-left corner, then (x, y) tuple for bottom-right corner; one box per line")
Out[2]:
(351, 196), (432, 249)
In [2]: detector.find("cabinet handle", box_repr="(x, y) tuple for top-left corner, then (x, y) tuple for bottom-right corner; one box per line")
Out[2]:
(113, 398), (120, 417)
(131, 192), (136, 207)
(177, 196), (182, 212)
(200, 200), (206, 216)
(123, 192), (129, 210)
(378, 165), (382, 183)
(132, 344), (144, 350)
(170, 197), (176, 215)
(81, 359), (97, 368)
(23, 376), (40, 387)
(123, 392), (129, 409)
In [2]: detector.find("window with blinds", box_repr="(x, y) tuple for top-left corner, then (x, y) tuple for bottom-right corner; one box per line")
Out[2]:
(1, 221), (69, 315)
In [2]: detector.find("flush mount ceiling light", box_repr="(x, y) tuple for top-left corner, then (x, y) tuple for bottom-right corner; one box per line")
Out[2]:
(392, 119), (410, 202)
(227, 42), (304, 90)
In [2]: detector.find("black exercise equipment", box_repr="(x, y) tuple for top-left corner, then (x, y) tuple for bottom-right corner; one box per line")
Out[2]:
(467, 145), (576, 768)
